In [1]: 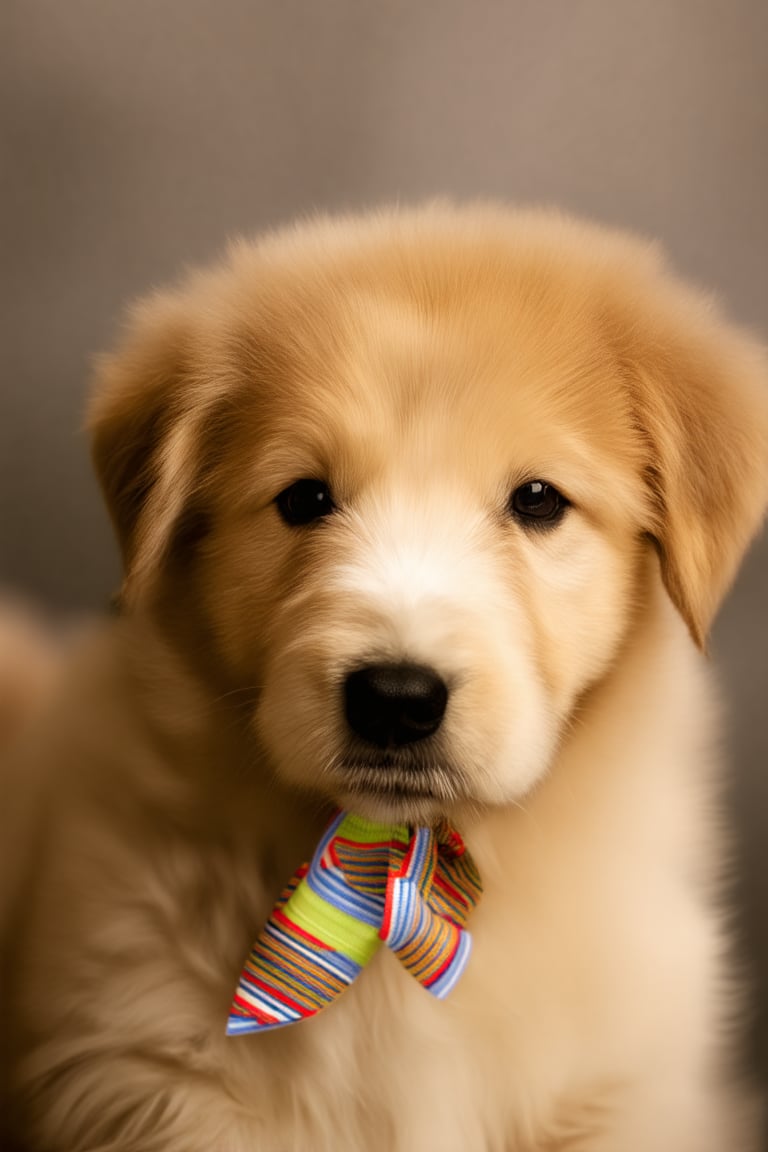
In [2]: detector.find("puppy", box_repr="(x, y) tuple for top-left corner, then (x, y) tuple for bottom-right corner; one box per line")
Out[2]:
(2, 204), (767, 1151)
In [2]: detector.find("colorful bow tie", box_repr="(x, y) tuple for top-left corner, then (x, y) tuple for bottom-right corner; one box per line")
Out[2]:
(227, 811), (482, 1035)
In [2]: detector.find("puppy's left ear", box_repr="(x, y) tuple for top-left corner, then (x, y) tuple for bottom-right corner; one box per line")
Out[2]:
(626, 278), (768, 648)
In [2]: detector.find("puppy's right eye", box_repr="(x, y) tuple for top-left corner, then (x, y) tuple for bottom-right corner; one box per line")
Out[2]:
(275, 479), (336, 526)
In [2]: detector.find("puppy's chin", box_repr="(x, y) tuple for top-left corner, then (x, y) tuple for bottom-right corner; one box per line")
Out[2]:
(335, 787), (450, 828)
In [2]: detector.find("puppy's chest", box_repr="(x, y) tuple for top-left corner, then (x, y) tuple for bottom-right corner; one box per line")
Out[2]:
(162, 831), (603, 1149)
(216, 905), (544, 1152)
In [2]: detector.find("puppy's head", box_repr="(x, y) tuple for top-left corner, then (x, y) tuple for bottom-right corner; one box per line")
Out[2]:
(90, 206), (768, 822)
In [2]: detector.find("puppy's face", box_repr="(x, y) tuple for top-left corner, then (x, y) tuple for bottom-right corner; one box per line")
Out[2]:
(199, 293), (646, 823)
(91, 208), (768, 822)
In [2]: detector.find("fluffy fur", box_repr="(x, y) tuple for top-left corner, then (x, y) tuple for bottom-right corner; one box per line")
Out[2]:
(2, 204), (768, 1151)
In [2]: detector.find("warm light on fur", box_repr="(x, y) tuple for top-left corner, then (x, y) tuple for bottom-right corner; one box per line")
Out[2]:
(2, 204), (768, 1150)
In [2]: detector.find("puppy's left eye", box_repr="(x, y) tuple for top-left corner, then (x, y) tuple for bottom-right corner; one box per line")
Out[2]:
(275, 479), (336, 526)
(509, 480), (569, 526)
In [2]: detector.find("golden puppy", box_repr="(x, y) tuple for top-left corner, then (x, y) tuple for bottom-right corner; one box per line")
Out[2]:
(2, 204), (767, 1151)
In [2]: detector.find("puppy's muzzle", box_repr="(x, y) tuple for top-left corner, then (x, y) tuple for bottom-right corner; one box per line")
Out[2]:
(344, 662), (448, 748)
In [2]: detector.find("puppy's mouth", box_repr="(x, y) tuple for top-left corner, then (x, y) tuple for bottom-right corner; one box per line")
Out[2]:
(332, 747), (465, 822)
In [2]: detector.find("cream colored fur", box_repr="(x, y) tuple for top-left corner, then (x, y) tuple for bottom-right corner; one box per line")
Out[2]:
(2, 204), (767, 1151)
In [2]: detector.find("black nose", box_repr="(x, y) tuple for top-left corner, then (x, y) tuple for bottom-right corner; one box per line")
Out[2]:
(344, 662), (448, 748)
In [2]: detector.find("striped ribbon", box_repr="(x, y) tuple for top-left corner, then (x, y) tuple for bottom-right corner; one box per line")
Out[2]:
(227, 811), (482, 1035)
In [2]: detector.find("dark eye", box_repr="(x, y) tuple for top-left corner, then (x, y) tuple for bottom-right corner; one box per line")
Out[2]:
(509, 480), (568, 526)
(275, 479), (336, 526)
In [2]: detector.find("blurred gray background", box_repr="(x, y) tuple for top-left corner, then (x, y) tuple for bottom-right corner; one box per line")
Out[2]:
(2, 0), (767, 1114)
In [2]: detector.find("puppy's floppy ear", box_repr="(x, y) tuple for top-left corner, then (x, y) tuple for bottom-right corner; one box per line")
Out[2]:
(89, 292), (206, 605)
(624, 275), (768, 648)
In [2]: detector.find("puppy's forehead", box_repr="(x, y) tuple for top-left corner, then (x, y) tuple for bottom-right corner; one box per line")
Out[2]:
(225, 251), (643, 504)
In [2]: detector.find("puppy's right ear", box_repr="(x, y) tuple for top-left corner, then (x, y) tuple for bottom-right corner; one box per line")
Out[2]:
(89, 294), (201, 605)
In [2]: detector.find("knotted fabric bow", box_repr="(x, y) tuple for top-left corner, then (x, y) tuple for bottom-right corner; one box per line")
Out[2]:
(227, 811), (482, 1034)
